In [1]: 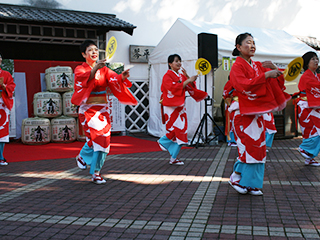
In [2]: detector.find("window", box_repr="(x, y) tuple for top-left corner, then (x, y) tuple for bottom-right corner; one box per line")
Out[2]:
(55, 28), (64, 37)
(76, 29), (85, 38)
(7, 24), (17, 34)
(19, 25), (29, 34)
(43, 27), (52, 36)
(31, 26), (41, 35)
(66, 28), (74, 37)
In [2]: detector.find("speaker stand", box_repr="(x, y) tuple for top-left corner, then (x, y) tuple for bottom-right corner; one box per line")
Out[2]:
(190, 74), (224, 148)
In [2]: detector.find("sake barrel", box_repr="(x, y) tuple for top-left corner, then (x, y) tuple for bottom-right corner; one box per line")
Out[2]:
(51, 116), (77, 143)
(33, 91), (62, 118)
(21, 117), (51, 145)
(76, 118), (86, 142)
(62, 91), (78, 117)
(45, 66), (74, 92)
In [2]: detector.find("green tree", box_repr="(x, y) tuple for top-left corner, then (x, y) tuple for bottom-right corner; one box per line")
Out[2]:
(2, 60), (14, 76)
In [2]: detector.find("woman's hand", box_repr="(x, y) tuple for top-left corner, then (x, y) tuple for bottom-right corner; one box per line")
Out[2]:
(94, 59), (107, 70)
(1, 83), (5, 92)
(181, 67), (190, 78)
(122, 69), (130, 80)
(189, 75), (198, 83)
(265, 69), (282, 79)
(183, 75), (198, 88)
(262, 61), (278, 70)
(89, 59), (106, 80)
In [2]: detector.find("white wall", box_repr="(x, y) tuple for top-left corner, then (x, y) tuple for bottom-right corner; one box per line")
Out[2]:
(107, 31), (149, 82)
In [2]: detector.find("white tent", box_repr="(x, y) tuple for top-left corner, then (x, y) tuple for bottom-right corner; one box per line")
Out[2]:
(147, 18), (316, 141)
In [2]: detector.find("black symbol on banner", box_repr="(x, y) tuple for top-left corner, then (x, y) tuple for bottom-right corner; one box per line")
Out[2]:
(288, 62), (301, 77)
(35, 126), (45, 142)
(60, 73), (69, 88)
(46, 98), (56, 114)
(108, 40), (116, 54)
(198, 60), (209, 72)
(63, 125), (71, 141)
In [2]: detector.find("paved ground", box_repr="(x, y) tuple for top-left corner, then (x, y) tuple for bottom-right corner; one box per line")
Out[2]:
(0, 135), (319, 240)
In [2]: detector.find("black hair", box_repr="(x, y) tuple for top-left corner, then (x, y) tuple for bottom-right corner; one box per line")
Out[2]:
(168, 54), (181, 69)
(232, 32), (253, 56)
(302, 51), (318, 71)
(80, 40), (97, 54)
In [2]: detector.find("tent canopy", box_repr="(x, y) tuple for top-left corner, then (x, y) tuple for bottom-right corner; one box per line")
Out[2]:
(149, 18), (316, 65)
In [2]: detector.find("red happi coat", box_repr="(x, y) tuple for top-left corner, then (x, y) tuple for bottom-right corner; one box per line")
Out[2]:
(230, 57), (290, 115)
(161, 70), (207, 106)
(223, 80), (234, 100)
(263, 112), (277, 134)
(161, 70), (207, 144)
(72, 63), (137, 106)
(0, 68), (15, 111)
(229, 57), (290, 163)
(231, 111), (266, 163)
(296, 69), (320, 139)
(0, 68), (15, 142)
(223, 80), (235, 138)
(72, 63), (137, 152)
(298, 69), (320, 107)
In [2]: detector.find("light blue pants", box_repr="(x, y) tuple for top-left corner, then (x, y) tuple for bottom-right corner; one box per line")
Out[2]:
(159, 135), (182, 159)
(80, 143), (108, 175)
(234, 160), (265, 189)
(300, 136), (320, 159)
(0, 142), (4, 160)
(265, 132), (275, 148)
(227, 131), (236, 144)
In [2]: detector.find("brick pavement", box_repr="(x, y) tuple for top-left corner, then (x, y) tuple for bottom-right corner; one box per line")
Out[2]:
(0, 137), (319, 239)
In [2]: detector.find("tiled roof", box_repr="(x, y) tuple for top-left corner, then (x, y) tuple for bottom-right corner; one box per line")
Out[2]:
(296, 36), (320, 50)
(0, 3), (136, 35)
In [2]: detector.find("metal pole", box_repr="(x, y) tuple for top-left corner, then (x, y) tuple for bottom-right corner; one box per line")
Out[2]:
(204, 74), (208, 142)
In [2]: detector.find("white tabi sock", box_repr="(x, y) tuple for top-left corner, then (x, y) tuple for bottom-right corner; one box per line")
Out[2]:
(230, 172), (241, 183)
(170, 157), (177, 162)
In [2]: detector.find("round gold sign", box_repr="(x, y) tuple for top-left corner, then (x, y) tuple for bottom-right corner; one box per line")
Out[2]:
(106, 36), (117, 59)
(195, 58), (212, 75)
(283, 57), (303, 81)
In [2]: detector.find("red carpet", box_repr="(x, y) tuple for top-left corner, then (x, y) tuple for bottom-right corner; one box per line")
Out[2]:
(5, 136), (177, 162)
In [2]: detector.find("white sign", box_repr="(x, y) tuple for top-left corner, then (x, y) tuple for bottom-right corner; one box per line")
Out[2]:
(106, 95), (125, 132)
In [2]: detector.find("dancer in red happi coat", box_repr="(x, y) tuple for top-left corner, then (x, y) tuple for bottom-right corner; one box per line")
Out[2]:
(295, 51), (320, 167)
(0, 54), (15, 166)
(158, 54), (207, 165)
(72, 40), (137, 184)
(227, 33), (290, 195)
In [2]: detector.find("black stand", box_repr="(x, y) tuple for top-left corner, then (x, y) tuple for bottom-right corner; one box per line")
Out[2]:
(190, 73), (224, 148)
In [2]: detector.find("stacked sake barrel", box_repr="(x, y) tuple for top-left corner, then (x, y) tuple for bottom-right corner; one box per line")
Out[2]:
(22, 66), (81, 144)
(21, 117), (51, 145)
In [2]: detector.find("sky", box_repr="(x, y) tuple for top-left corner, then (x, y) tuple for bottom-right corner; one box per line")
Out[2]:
(0, 0), (318, 45)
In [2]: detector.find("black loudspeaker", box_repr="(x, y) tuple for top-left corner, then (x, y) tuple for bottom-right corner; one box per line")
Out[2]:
(198, 33), (218, 68)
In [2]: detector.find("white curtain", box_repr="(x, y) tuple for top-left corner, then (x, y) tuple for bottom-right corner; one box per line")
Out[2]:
(14, 72), (29, 139)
